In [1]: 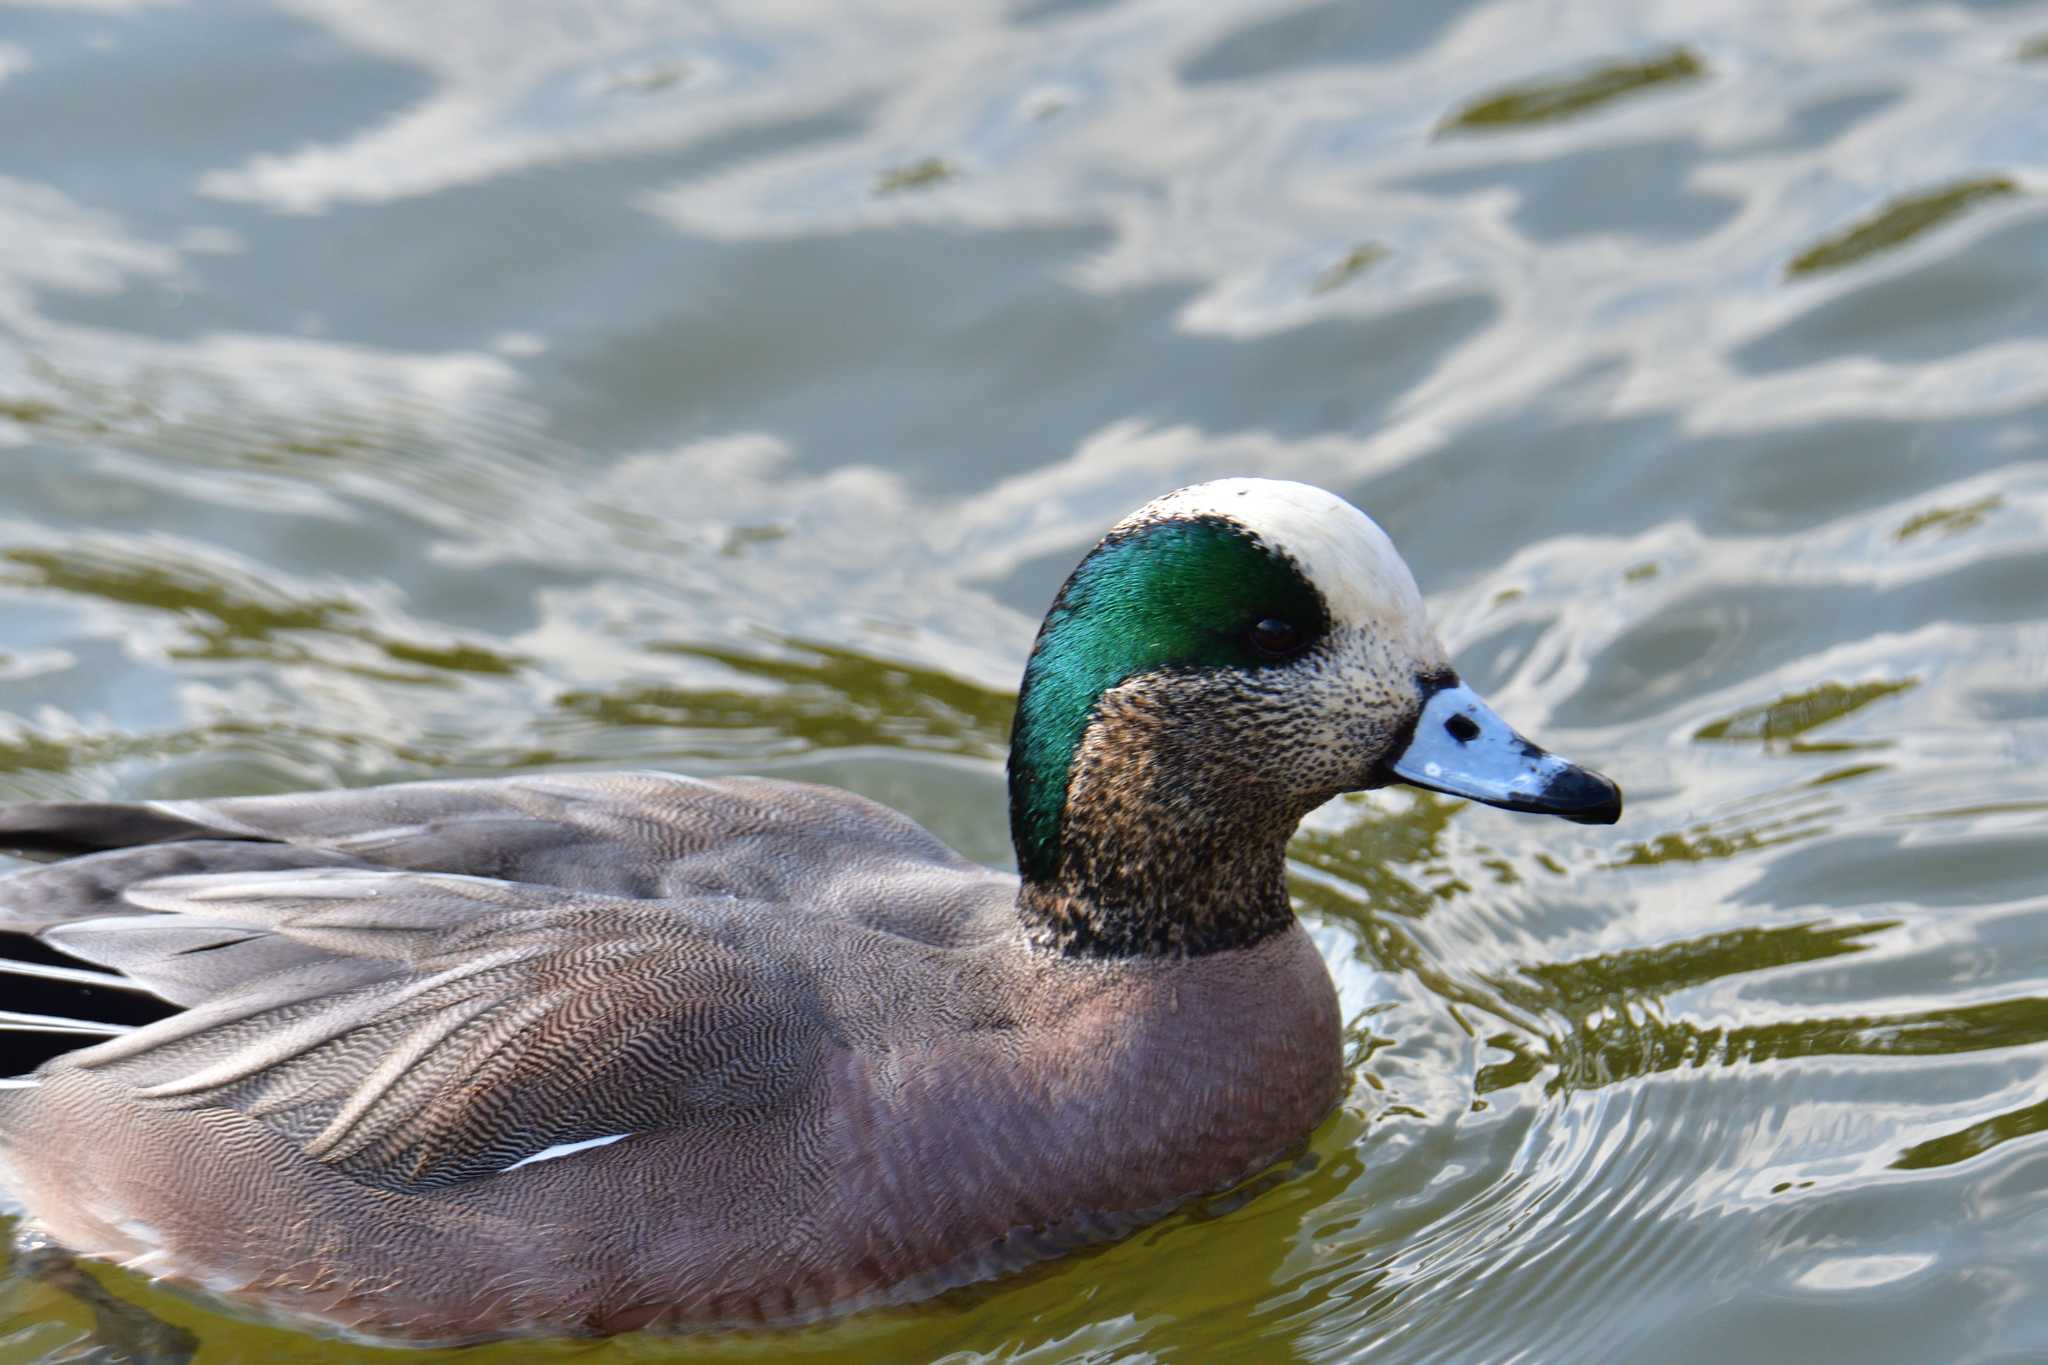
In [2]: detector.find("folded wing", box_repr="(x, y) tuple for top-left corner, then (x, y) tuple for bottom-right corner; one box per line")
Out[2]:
(4, 864), (830, 1193)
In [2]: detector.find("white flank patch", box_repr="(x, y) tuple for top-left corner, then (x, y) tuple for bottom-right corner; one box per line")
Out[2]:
(117, 1217), (165, 1249)
(1126, 478), (1443, 661)
(0, 1077), (40, 1089)
(501, 1132), (631, 1171)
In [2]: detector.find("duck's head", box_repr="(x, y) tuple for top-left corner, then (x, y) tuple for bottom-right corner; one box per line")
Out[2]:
(1009, 477), (1620, 957)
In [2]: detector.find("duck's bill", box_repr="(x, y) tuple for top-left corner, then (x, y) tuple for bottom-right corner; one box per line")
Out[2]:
(1387, 679), (1622, 825)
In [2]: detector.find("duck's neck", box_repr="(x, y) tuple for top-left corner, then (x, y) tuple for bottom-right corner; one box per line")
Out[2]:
(1010, 683), (1304, 958)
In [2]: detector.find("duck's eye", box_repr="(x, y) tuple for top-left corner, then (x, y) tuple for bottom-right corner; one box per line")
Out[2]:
(1247, 617), (1304, 658)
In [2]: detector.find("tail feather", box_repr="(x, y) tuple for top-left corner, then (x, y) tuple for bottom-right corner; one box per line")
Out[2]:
(0, 1010), (129, 1038)
(0, 839), (329, 1071)
(0, 803), (260, 861)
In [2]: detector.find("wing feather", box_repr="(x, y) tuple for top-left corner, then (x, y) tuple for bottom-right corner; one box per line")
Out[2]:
(35, 867), (826, 1191)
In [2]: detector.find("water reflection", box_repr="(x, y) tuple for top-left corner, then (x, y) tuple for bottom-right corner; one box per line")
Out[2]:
(1693, 679), (1918, 745)
(1895, 1094), (2048, 1170)
(558, 639), (1013, 761)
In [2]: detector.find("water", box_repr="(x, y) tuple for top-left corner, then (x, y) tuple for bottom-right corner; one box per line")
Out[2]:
(1, 0), (2046, 1359)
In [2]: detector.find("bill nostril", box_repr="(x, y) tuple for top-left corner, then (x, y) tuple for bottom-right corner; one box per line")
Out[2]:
(1445, 713), (1481, 743)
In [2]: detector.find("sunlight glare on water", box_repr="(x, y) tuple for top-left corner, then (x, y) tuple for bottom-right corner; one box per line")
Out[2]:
(2, 0), (2048, 1360)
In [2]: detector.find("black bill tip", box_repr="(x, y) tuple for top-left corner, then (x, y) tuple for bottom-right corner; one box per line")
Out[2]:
(1542, 764), (1624, 825)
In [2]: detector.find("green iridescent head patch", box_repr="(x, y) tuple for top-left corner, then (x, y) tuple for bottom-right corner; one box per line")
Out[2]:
(1006, 515), (1331, 882)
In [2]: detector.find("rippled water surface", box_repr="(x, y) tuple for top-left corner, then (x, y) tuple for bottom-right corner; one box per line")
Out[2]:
(2, 0), (2048, 1360)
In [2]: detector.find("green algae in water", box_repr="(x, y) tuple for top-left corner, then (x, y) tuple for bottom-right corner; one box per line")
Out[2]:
(1786, 177), (2021, 278)
(1312, 243), (1389, 295)
(559, 639), (1015, 762)
(874, 157), (958, 195)
(1439, 48), (1704, 133)
(1289, 793), (1473, 922)
(1894, 1094), (2048, 1170)
(0, 546), (358, 655)
(0, 396), (62, 427)
(1497, 920), (1891, 1023)
(1693, 679), (1918, 744)
(1548, 992), (2048, 1095)
(378, 638), (526, 677)
(1608, 819), (1823, 868)
(0, 546), (525, 683)
(1895, 494), (2002, 542)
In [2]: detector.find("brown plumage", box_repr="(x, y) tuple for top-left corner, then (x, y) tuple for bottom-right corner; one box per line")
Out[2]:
(0, 480), (1618, 1343)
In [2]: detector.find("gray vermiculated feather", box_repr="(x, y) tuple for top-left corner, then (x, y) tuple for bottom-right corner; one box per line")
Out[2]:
(0, 841), (368, 932)
(28, 866), (835, 1192)
(174, 771), (979, 888)
(1, 843), (373, 1005)
(42, 917), (319, 1007)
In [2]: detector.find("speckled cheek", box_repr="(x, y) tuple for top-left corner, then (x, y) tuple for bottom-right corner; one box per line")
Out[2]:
(1285, 625), (1429, 792)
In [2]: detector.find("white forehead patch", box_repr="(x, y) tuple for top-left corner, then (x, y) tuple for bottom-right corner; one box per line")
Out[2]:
(1122, 478), (1442, 659)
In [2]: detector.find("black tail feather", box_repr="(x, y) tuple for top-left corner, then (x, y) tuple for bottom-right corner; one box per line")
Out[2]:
(0, 802), (267, 861)
(0, 933), (178, 1075)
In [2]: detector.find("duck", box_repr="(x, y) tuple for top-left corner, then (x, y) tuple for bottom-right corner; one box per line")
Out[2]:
(0, 478), (1619, 1344)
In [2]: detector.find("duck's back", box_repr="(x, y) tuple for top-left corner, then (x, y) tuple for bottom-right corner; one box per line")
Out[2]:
(0, 771), (1019, 945)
